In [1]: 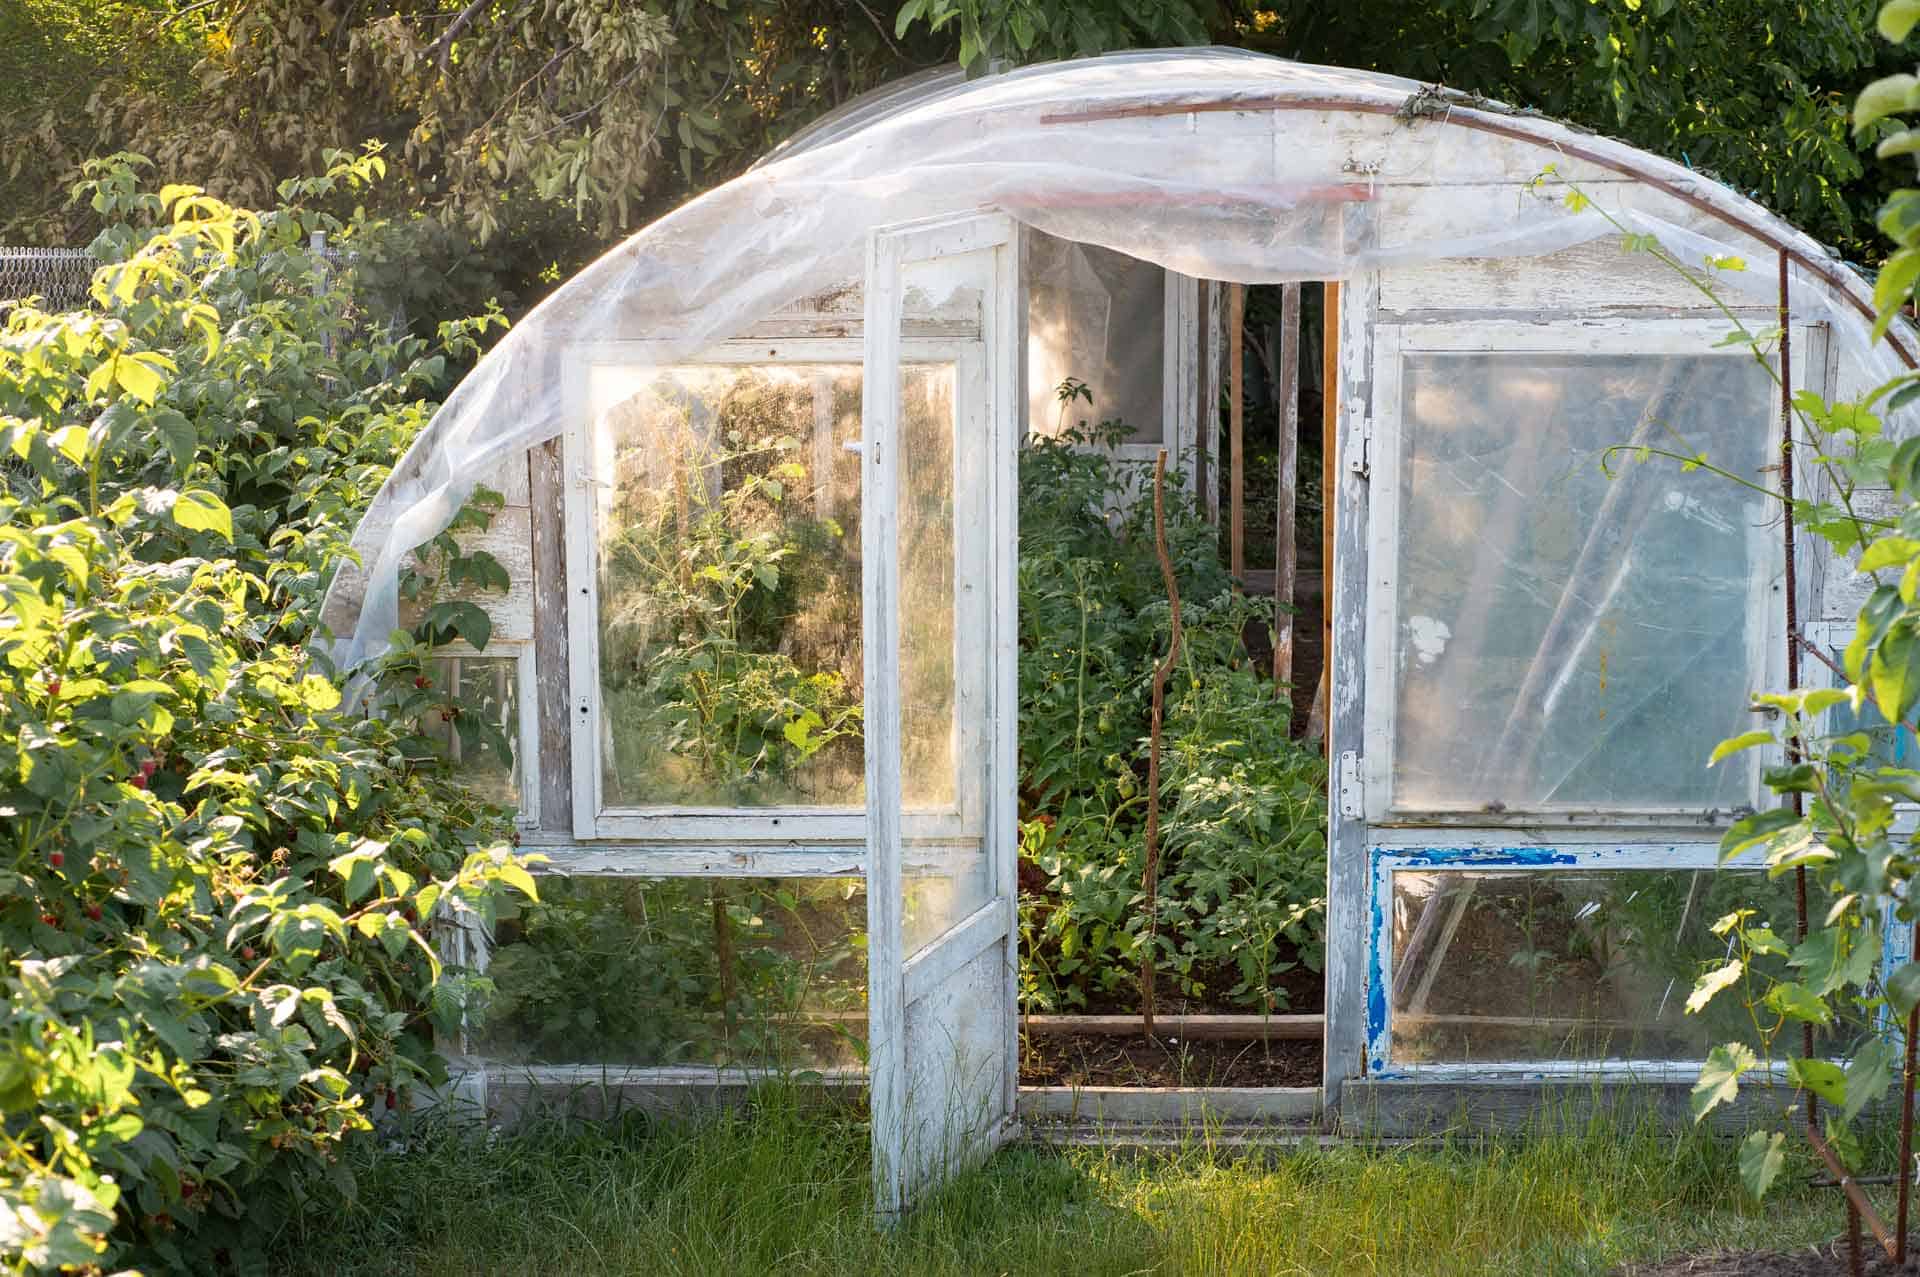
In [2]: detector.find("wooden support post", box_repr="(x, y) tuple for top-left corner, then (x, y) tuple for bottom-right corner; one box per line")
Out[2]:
(1228, 283), (1246, 584)
(1307, 282), (1339, 747)
(1274, 283), (1300, 697)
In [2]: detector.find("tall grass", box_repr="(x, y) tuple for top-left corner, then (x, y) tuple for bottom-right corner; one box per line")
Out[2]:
(271, 1090), (1849, 1277)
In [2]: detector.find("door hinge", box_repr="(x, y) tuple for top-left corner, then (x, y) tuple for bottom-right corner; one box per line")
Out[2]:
(1347, 398), (1372, 479)
(1338, 750), (1364, 820)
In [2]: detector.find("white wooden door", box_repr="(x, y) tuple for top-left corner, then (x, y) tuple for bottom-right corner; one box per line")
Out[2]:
(861, 210), (1020, 1220)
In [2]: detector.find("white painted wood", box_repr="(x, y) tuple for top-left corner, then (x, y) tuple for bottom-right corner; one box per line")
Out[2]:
(863, 209), (1020, 1221)
(1017, 1086), (1320, 1125)
(1361, 316), (1820, 823)
(1322, 258), (1379, 1111)
(562, 336), (977, 845)
(903, 899), (1009, 1003)
(1379, 237), (1753, 315)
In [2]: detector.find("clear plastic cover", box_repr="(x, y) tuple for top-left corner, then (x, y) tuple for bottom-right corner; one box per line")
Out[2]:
(323, 49), (1908, 687)
(1390, 352), (1774, 812)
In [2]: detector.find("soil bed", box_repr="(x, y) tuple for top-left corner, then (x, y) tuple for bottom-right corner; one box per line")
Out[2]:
(1019, 1029), (1319, 1087)
(1620, 1240), (1920, 1276)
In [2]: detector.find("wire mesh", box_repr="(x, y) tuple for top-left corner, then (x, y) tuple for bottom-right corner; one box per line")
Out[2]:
(0, 247), (94, 311)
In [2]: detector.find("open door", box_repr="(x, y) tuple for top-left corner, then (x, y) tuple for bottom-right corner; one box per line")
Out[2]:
(861, 210), (1020, 1219)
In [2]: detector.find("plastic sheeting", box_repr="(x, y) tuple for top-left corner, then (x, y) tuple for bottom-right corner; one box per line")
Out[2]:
(323, 48), (1909, 671)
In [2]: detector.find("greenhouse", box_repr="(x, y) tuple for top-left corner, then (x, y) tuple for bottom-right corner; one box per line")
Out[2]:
(319, 49), (1919, 1215)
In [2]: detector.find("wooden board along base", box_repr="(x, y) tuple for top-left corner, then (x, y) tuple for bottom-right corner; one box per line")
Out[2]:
(1023, 1014), (1322, 1041)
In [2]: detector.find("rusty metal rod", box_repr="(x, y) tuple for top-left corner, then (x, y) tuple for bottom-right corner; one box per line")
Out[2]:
(1807, 1121), (1899, 1260)
(1901, 920), (1919, 1264)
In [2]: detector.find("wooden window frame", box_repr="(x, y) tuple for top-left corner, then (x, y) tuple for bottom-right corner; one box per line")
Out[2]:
(426, 639), (540, 830)
(1361, 317), (1823, 826)
(562, 336), (988, 845)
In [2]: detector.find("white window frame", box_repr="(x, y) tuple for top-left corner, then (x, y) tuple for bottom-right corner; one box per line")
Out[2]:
(563, 336), (987, 844)
(1362, 318), (1821, 826)
(425, 639), (539, 830)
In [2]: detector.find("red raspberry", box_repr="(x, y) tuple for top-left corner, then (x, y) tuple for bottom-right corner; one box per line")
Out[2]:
(39, 913), (57, 927)
(241, 946), (257, 961)
(85, 904), (102, 921)
(47, 852), (62, 868)
(45, 678), (59, 697)
(129, 775), (147, 789)
(138, 758), (158, 778)
(414, 675), (431, 689)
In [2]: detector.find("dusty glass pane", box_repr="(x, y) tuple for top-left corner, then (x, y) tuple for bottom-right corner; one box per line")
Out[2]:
(896, 251), (992, 956)
(590, 362), (865, 809)
(471, 876), (868, 1069)
(1388, 868), (1840, 1065)
(1392, 353), (1772, 813)
(418, 654), (521, 811)
(1027, 233), (1166, 444)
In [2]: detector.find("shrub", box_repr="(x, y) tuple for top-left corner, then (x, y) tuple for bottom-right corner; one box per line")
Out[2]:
(1016, 423), (1326, 1013)
(0, 158), (532, 1273)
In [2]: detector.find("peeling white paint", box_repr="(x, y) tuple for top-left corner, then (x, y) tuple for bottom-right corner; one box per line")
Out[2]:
(1407, 614), (1451, 666)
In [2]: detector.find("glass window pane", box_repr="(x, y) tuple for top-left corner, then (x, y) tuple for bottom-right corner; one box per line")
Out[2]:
(590, 362), (865, 809)
(419, 654), (522, 811)
(894, 251), (994, 959)
(1388, 868), (1846, 1065)
(472, 876), (868, 1069)
(1392, 353), (1772, 812)
(1027, 234), (1166, 444)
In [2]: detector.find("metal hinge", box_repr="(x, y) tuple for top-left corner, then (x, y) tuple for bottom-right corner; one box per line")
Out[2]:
(1347, 397), (1372, 478)
(1338, 750), (1364, 820)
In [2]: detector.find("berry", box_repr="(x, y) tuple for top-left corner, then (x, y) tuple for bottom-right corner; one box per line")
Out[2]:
(138, 758), (158, 778)
(39, 913), (57, 927)
(414, 675), (431, 689)
(47, 852), (62, 868)
(129, 774), (147, 790)
(241, 946), (257, 961)
(85, 904), (102, 921)
(384, 1089), (398, 1109)
(45, 678), (59, 697)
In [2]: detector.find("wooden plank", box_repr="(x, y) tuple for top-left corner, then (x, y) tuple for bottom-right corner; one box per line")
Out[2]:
(1024, 1013), (1320, 1041)
(1275, 282), (1301, 696)
(1321, 261), (1378, 1114)
(1017, 1086), (1320, 1126)
(1229, 283), (1246, 582)
(528, 440), (573, 835)
(1315, 280), (1340, 749)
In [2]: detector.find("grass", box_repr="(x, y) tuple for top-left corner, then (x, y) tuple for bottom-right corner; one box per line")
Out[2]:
(267, 1088), (1860, 1277)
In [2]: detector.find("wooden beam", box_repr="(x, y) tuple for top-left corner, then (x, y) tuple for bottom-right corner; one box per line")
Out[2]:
(529, 440), (573, 833)
(1228, 283), (1246, 582)
(1024, 1013), (1321, 1041)
(1274, 282), (1300, 698)
(1313, 281), (1340, 750)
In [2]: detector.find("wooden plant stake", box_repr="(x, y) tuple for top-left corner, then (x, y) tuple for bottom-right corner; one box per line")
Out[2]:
(1228, 283), (1246, 586)
(1142, 449), (1184, 1040)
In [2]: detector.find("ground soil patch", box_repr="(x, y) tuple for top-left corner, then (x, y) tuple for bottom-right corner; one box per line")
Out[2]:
(1019, 1029), (1319, 1087)
(1620, 1240), (1920, 1276)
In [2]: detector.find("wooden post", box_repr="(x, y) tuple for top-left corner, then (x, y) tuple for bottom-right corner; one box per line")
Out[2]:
(1307, 282), (1340, 748)
(1274, 282), (1300, 698)
(1228, 283), (1246, 583)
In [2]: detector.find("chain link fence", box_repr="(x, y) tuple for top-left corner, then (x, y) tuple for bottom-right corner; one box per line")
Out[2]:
(0, 247), (95, 311)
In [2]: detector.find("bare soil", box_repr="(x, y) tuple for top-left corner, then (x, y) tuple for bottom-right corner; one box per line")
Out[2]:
(1019, 1029), (1319, 1087)
(1620, 1241), (1920, 1276)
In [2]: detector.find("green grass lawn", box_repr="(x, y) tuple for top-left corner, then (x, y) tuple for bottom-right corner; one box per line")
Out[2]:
(269, 1092), (1854, 1277)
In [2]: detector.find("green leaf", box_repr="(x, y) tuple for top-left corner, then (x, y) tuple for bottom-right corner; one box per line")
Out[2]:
(1846, 1035), (1900, 1121)
(1709, 730), (1776, 765)
(1871, 619), (1920, 724)
(1859, 73), (1920, 133)
(1861, 537), (1920, 571)
(1765, 981), (1833, 1024)
(1738, 1130), (1787, 1200)
(1693, 1042), (1758, 1121)
(1881, 0), (1920, 43)
(173, 488), (233, 542)
(1788, 1056), (1847, 1106)
(1687, 959), (1745, 1014)
(1889, 960), (1920, 1018)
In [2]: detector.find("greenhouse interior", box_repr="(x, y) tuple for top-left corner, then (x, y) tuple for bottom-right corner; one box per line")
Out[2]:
(318, 49), (1920, 1214)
